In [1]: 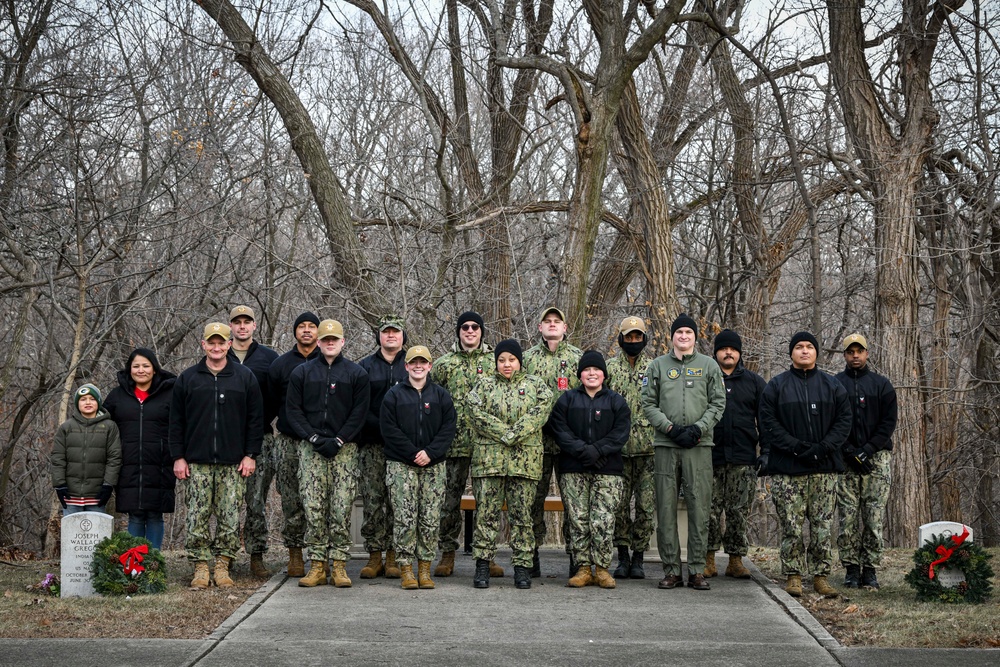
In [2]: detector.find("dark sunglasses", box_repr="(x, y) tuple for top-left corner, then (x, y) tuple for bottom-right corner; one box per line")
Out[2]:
(461, 324), (481, 332)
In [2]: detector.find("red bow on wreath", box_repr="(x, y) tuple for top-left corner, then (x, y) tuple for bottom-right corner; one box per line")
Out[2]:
(120, 544), (149, 576)
(928, 526), (970, 580)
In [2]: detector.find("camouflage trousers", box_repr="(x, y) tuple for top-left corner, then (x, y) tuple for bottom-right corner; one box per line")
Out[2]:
(473, 475), (535, 567)
(386, 460), (445, 565)
(532, 452), (570, 548)
(437, 455), (471, 552)
(359, 444), (393, 552)
(654, 446), (712, 576)
(771, 473), (838, 576)
(613, 455), (655, 551)
(837, 450), (891, 568)
(298, 440), (359, 562)
(184, 463), (245, 562)
(268, 432), (307, 548)
(561, 472), (624, 569)
(243, 433), (302, 554)
(707, 464), (756, 556)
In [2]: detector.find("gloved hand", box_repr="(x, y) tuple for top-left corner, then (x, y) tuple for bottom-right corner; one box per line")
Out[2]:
(851, 447), (876, 474)
(54, 486), (69, 509)
(755, 454), (769, 476)
(793, 441), (822, 463)
(579, 444), (601, 467)
(97, 484), (114, 506)
(673, 425), (701, 449)
(314, 437), (342, 459)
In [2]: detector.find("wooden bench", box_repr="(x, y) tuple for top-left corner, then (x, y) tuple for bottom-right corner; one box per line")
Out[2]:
(460, 494), (564, 554)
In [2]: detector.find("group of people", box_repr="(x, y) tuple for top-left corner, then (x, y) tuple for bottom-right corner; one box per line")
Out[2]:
(50, 305), (896, 597)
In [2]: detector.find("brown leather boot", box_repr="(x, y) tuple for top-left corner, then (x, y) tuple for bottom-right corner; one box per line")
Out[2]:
(331, 560), (352, 588)
(360, 551), (384, 579)
(384, 550), (401, 578)
(567, 565), (594, 588)
(489, 560), (504, 577)
(785, 574), (803, 597)
(434, 550), (455, 577)
(593, 566), (616, 589)
(813, 575), (839, 598)
(250, 553), (271, 578)
(417, 561), (435, 589)
(705, 551), (718, 577)
(726, 555), (751, 579)
(190, 561), (210, 589)
(287, 547), (305, 577)
(400, 563), (418, 590)
(214, 556), (235, 588)
(298, 560), (328, 587)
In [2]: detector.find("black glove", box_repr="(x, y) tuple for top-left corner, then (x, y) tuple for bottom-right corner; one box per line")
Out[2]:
(673, 425), (701, 449)
(594, 456), (608, 470)
(850, 447), (876, 475)
(755, 454), (769, 476)
(54, 486), (69, 509)
(97, 484), (113, 506)
(314, 437), (341, 459)
(579, 444), (601, 467)
(793, 441), (822, 463)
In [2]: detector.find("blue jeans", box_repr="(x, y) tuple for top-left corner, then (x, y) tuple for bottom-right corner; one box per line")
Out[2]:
(63, 504), (107, 515)
(128, 511), (165, 550)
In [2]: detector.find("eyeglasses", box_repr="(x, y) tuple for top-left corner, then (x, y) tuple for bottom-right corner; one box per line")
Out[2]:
(461, 324), (480, 332)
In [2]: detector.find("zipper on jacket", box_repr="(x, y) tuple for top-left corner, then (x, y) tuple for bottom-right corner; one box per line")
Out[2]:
(213, 375), (219, 463)
(138, 398), (144, 508)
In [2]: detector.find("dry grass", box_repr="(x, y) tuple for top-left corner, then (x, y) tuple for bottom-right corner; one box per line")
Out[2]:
(750, 546), (1000, 648)
(0, 549), (274, 639)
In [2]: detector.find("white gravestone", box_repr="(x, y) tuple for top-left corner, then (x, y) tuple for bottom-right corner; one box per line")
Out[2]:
(918, 521), (972, 587)
(60, 511), (113, 597)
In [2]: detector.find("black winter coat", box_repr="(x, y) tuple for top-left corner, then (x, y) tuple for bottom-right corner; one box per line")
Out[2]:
(229, 341), (279, 426)
(548, 386), (630, 475)
(758, 366), (852, 476)
(835, 365), (897, 455)
(268, 346), (320, 437)
(712, 363), (766, 467)
(380, 380), (456, 466)
(286, 354), (370, 444)
(358, 348), (408, 445)
(105, 369), (177, 513)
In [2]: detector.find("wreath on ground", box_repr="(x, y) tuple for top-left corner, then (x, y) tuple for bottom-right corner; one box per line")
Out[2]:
(90, 531), (167, 596)
(904, 530), (993, 604)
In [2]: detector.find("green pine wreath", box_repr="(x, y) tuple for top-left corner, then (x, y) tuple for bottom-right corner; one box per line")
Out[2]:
(90, 531), (168, 596)
(904, 533), (993, 604)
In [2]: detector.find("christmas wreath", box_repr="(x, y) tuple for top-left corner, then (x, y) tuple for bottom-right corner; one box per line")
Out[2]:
(904, 528), (993, 604)
(90, 531), (168, 596)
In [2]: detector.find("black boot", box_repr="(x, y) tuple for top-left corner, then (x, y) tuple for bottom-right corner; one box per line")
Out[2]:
(473, 558), (490, 589)
(861, 566), (879, 589)
(530, 547), (541, 578)
(630, 551), (645, 579)
(613, 546), (631, 579)
(844, 564), (861, 589)
(514, 565), (532, 589)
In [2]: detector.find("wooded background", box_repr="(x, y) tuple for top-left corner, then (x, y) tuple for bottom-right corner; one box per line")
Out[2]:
(2, 0), (997, 554)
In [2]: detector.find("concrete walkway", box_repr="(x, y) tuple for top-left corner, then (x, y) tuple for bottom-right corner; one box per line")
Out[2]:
(3, 552), (998, 667)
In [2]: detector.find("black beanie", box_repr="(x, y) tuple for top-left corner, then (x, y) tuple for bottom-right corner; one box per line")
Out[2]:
(577, 350), (608, 378)
(293, 311), (320, 331)
(788, 331), (820, 355)
(493, 339), (523, 366)
(713, 329), (742, 355)
(671, 313), (698, 338)
(455, 311), (485, 338)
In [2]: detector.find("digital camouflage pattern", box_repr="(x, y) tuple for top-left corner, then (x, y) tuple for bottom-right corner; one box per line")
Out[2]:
(561, 472), (624, 569)
(707, 463), (756, 556)
(298, 440), (360, 562)
(522, 340), (582, 455)
(837, 449), (891, 567)
(613, 455), (655, 551)
(243, 433), (279, 554)
(605, 351), (655, 456)
(771, 472), (838, 575)
(184, 463), (245, 562)
(272, 432), (306, 548)
(437, 455), (471, 552)
(431, 341), (493, 458)
(472, 475), (536, 567)
(386, 460), (445, 565)
(359, 444), (393, 552)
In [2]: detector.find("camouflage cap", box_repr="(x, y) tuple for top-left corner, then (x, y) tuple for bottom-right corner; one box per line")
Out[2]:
(203, 322), (232, 341)
(378, 314), (406, 332)
(229, 304), (255, 322)
(842, 332), (868, 351)
(405, 345), (432, 363)
(619, 315), (646, 335)
(538, 306), (566, 322)
(318, 319), (344, 340)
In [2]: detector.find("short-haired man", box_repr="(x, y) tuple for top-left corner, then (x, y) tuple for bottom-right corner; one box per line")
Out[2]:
(759, 331), (852, 598)
(707, 329), (766, 579)
(228, 305), (279, 578)
(835, 333), (897, 590)
(523, 306), (581, 577)
(266, 312), (321, 577)
(642, 313), (726, 591)
(357, 315), (409, 579)
(286, 319), (370, 588)
(170, 323), (263, 589)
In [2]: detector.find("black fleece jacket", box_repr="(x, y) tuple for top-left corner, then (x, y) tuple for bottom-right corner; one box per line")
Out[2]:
(357, 348), (408, 445)
(548, 386), (631, 475)
(285, 354), (370, 444)
(712, 363), (766, 467)
(835, 365), (897, 455)
(380, 380), (456, 466)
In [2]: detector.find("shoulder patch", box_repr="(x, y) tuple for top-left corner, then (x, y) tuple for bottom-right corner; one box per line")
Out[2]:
(685, 368), (703, 377)
(641, 375), (648, 386)
(666, 368), (680, 380)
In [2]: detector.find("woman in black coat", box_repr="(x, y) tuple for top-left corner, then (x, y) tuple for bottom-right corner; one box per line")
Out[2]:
(104, 348), (177, 549)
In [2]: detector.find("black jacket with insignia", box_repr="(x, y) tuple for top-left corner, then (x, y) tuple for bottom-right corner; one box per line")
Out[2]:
(712, 362), (766, 467)
(548, 385), (631, 475)
(380, 379), (456, 466)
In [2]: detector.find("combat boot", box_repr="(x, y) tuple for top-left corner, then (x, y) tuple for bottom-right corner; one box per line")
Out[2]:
(250, 553), (271, 578)
(613, 546), (630, 579)
(530, 548), (541, 578)
(861, 566), (880, 589)
(434, 550), (455, 577)
(567, 565), (594, 588)
(568, 554), (577, 578)
(331, 560), (352, 588)
(813, 575), (838, 598)
(785, 574), (803, 597)
(417, 561), (435, 589)
(473, 558), (490, 588)
(287, 547), (305, 577)
(360, 551), (384, 579)
(725, 555), (751, 579)
(489, 560), (504, 577)
(384, 550), (401, 578)
(594, 566), (616, 589)
(629, 551), (645, 579)
(399, 563), (418, 590)
(513, 565), (531, 589)
(214, 556), (235, 588)
(298, 560), (328, 587)
(705, 550), (718, 577)
(844, 564), (861, 588)
(190, 561), (211, 589)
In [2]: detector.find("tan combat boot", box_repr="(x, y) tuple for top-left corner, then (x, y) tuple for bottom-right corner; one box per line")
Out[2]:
(214, 556), (235, 588)
(400, 563), (418, 590)
(705, 551), (718, 577)
(489, 561), (504, 577)
(813, 575), (839, 598)
(434, 550), (455, 577)
(785, 574), (803, 597)
(360, 551), (384, 579)
(384, 550), (401, 578)
(287, 547), (305, 577)
(567, 565), (594, 588)
(726, 555), (751, 579)
(298, 560), (327, 587)
(593, 566), (617, 589)
(190, 561), (211, 589)
(417, 561), (435, 589)
(250, 553), (271, 578)
(331, 560), (352, 588)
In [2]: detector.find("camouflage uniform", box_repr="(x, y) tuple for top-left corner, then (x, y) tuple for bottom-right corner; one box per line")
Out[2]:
(561, 473), (625, 569)
(431, 341), (492, 552)
(298, 440), (360, 562)
(606, 351), (655, 552)
(359, 445), (393, 551)
(522, 340), (581, 547)
(771, 473), (838, 576)
(243, 433), (308, 551)
(837, 450), (891, 568)
(185, 463), (246, 562)
(467, 369), (552, 567)
(272, 432), (307, 547)
(386, 460), (446, 566)
(707, 465), (756, 556)
(242, 433), (279, 554)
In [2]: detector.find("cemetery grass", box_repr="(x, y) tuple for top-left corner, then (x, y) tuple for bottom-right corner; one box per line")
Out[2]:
(750, 546), (1000, 648)
(0, 549), (271, 638)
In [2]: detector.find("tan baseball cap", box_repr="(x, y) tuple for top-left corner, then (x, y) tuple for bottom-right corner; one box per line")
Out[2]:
(203, 322), (232, 341)
(405, 345), (432, 363)
(619, 316), (646, 335)
(229, 305), (255, 321)
(318, 320), (344, 340)
(842, 332), (868, 351)
(538, 306), (566, 322)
